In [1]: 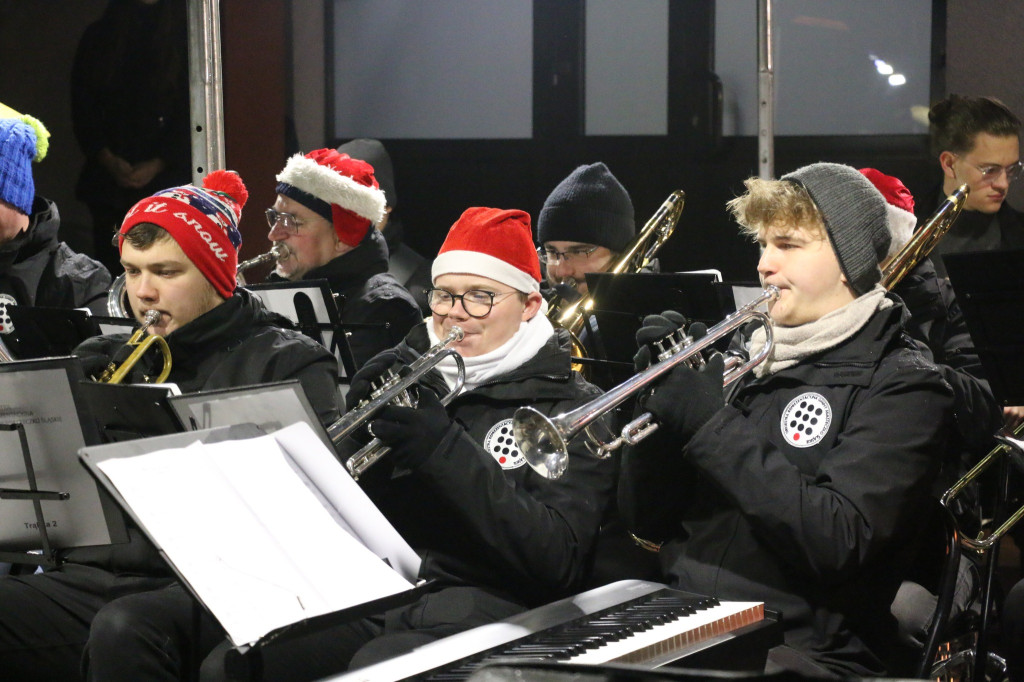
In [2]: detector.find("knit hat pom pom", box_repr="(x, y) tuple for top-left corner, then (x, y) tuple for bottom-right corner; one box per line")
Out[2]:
(203, 169), (249, 208)
(20, 114), (49, 162)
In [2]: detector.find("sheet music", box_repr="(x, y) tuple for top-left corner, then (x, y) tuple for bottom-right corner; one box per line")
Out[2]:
(96, 424), (416, 647)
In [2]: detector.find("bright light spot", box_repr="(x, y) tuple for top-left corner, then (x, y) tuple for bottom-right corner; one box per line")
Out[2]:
(873, 58), (893, 75)
(888, 74), (907, 86)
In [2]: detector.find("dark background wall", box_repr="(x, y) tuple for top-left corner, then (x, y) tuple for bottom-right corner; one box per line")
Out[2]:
(1, 0), (1022, 283)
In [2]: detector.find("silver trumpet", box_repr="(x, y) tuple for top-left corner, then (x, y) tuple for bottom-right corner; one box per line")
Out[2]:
(513, 286), (780, 479)
(105, 243), (291, 317)
(0, 333), (14, 362)
(329, 326), (466, 479)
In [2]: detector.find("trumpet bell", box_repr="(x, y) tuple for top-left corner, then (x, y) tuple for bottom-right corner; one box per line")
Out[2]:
(513, 406), (570, 480)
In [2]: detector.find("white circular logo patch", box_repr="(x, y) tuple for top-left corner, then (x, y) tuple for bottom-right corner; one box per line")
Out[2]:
(780, 392), (832, 448)
(0, 294), (16, 334)
(484, 418), (526, 470)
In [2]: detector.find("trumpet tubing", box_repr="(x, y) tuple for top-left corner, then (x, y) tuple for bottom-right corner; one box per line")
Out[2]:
(96, 310), (173, 384)
(514, 286), (780, 479)
(881, 183), (968, 290)
(330, 326), (465, 479)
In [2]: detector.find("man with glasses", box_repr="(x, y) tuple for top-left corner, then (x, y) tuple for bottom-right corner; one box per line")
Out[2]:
(923, 94), (1024, 278)
(536, 162), (638, 300)
(197, 206), (618, 681)
(266, 148), (422, 369)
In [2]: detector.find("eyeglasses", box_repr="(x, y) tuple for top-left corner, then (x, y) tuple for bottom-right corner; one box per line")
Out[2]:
(265, 208), (309, 236)
(960, 158), (1024, 184)
(425, 287), (518, 318)
(537, 245), (599, 265)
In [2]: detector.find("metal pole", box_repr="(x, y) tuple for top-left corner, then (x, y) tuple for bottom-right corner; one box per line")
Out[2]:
(186, 0), (226, 183)
(757, 0), (774, 179)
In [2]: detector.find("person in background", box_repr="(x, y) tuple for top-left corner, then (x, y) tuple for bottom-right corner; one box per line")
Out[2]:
(71, 0), (191, 273)
(922, 94), (1023, 278)
(336, 138), (432, 314)
(0, 104), (111, 347)
(267, 148), (422, 371)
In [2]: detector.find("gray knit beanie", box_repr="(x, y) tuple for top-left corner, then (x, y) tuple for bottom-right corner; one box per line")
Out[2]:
(537, 162), (635, 252)
(781, 162), (890, 295)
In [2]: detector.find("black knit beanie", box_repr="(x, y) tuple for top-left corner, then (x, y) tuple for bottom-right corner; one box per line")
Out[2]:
(781, 162), (890, 295)
(337, 138), (397, 209)
(537, 162), (635, 252)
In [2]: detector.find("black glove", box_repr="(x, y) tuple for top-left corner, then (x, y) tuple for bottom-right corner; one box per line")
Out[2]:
(641, 351), (725, 441)
(346, 350), (402, 411)
(633, 310), (689, 371)
(369, 387), (454, 470)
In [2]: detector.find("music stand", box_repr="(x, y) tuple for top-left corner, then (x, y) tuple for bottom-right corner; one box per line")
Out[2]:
(246, 280), (357, 377)
(75, 382), (184, 443)
(4, 306), (101, 358)
(168, 379), (335, 451)
(943, 248), (1024, 406)
(0, 356), (127, 566)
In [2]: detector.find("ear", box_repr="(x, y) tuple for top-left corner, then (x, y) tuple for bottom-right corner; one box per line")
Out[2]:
(939, 151), (958, 180)
(522, 291), (543, 321)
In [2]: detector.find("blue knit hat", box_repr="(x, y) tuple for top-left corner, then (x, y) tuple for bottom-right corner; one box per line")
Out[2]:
(0, 103), (49, 215)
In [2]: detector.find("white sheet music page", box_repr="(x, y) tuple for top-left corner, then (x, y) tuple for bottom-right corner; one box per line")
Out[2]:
(96, 428), (414, 647)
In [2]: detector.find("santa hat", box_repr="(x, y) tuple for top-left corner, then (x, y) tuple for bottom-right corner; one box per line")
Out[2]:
(119, 170), (248, 299)
(859, 168), (917, 259)
(432, 207), (541, 293)
(275, 148), (386, 247)
(0, 102), (50, 215)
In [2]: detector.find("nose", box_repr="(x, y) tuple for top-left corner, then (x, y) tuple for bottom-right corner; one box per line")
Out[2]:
(133, 272), (158, 302)
(756, 247), (777, 278)
(268, 223), (289, 241)
(991, 170), (1010, 192)
(546, 257), (576, 281)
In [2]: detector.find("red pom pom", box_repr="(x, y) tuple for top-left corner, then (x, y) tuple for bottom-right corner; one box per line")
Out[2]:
(203, 169), (249, 208)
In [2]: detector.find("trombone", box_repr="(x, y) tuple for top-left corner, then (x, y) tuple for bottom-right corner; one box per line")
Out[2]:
(329, 326), (466, 479)
(514, 286), (780, 479)
(881, 183), (969, 289)
(95, 310), (173, 384)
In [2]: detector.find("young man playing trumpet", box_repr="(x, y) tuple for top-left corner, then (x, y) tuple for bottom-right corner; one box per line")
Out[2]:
(619, 163), (955, 677)
(195, 206), (618, 680)
(0, 171), (341, 682)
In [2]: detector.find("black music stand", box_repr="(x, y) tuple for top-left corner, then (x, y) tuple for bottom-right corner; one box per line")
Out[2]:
(4, 306), (101, 358)
(943, 249), (1024, 407)
(247, 280), (358, 377)
(75, 382), (184, 443)
(0, 356), (126, 567)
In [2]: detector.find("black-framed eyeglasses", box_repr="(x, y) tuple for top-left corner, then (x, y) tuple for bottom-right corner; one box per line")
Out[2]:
(265, 208), (308, 236)
(960, 158), (1024, 184)
(425, 287), (518, 318)
(537, 245), (599, 265)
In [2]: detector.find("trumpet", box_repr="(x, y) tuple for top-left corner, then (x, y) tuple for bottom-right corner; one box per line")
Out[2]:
(106, 243), (291, 317)
(95, 310), (173, 384)
(514, 286), (780, 479)
(329, 326), (466, 479)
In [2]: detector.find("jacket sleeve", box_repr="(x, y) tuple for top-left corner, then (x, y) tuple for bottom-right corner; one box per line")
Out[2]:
(260, 334), (342, 428)
(684, 361), (953, 584)
(413, 393), (617, 597)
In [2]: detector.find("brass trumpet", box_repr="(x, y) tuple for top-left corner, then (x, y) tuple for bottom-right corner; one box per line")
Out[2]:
(106, 243), (291, 317)
(329, 326), (466, 479)
(95, 310), (173, 384)
(514, 286), (780, 479)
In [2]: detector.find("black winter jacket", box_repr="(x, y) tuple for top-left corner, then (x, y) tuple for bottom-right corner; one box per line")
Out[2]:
(0, 196), (112, 316)
(620, 302), (954, 677)
(268, 229), (422, 371)
(350, 323), (617, 616)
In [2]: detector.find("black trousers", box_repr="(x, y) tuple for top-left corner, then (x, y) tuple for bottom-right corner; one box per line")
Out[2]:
(0, 563), (173, 681)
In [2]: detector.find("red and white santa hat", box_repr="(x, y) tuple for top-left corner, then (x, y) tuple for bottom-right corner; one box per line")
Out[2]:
(859, 168), (917, 259)
(432, 207), (541, 293)
(275, 148), (387, 247)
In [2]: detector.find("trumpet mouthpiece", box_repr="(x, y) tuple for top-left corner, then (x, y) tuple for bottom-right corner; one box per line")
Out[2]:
(142, 310), (161, 327)
(450, 325), (465, 342)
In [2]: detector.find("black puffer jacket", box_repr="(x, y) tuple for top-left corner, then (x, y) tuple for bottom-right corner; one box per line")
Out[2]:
(620, 302), (954, 677)
(349, 323), (617, 615)
(0, 196), (112, 316)
(268, 229), (422, 371)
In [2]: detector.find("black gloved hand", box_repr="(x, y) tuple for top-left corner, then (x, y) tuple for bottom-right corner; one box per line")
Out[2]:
(346, 350), (402, 411)
(641, 351), (725, 441)
(633, 310), (688, 371)
(369, 387), (454, 470)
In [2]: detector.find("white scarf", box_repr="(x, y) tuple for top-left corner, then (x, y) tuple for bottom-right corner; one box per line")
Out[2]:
(748, 285), (892, 377)
(427, 312), (556, 391)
